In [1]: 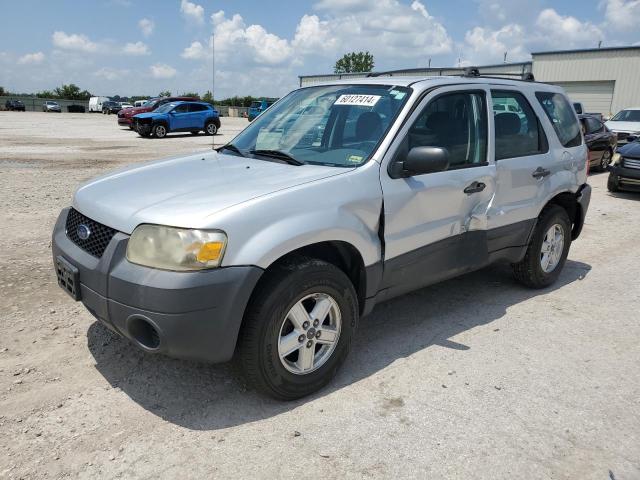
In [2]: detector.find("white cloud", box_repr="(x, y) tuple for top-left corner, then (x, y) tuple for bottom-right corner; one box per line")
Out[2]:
(602, 0), (640, 31)
(180, 0), (205, 24)
(52, 31), (99, 53)
(292, 15), (338, 54)
(181, 41), (208, 60)
(534, 9), (603, 48)
(464, 24), (528, 64)
(18, 52), (45, 65)
(122, 41), (150, 56)
(150, 63), (177, 79)
(94, 67), (129, 81)
(138, 18), (155, 37)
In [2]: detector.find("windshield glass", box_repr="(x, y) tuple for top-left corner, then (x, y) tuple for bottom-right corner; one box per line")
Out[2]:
(231, 84), (411, 167)
(611, 109), (640, 122)
(154, 103), (178, 114)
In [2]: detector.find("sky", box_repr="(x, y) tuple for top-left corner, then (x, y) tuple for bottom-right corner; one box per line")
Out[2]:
(1, 0), (639, 99)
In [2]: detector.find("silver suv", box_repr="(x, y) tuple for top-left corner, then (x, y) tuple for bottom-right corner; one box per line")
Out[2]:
(53, 74), (591, 399)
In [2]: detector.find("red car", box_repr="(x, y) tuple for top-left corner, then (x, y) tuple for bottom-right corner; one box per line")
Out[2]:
(117, 96), (199, 128)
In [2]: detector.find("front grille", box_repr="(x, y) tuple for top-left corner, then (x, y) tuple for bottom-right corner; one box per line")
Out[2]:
(65, 208), (117, 258)
(623, 157), (640, 170)
(617, 132), (631, 141)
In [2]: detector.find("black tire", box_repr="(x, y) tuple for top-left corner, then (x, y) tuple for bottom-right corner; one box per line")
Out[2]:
(152, 123), (167, 138)
(205, 121), (217, 136)
(512, 205), (572, 289)
(190, 131), (200, 135)
(607, 173), (619, 192)
(599, 149), (612, 171)
(237, 256), (358, 400)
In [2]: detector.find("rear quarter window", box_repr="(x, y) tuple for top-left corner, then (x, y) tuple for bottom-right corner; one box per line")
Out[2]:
(535, 92), (582, 148)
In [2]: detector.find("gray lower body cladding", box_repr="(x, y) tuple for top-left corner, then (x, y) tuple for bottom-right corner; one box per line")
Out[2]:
(52, 208), (263, 363)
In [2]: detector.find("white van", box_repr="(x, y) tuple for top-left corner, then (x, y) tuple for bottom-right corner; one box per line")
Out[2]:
(89, 96), (111, 113)
(134, 100), (147, 108)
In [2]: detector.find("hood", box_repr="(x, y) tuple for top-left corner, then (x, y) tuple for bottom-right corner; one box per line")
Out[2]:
(123, 105), (151, 117)
(133, 111), (160, 120)
(73, 151), (351, 234)
(605, 120), (640, 133)
(619, 141), (640, 158)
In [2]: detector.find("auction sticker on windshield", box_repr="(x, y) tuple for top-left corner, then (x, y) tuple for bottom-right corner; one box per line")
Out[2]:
(334, 95), (381, 107)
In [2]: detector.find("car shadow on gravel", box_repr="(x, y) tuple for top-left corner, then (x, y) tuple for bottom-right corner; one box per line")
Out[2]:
(87, 259), (591, 430)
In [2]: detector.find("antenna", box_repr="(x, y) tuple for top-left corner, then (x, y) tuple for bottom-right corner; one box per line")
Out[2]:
(212, 28), (216, 150)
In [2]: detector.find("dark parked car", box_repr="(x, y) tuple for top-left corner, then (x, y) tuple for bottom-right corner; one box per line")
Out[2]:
(67, 105), (86, 113)
(133, 101), (220, 138)
(608, 140), (640, 193)
(102, 101), (122, 115)
(118, 96), (199, 128)
(579, 114), (617, 171)
(5, 99), (25, 111)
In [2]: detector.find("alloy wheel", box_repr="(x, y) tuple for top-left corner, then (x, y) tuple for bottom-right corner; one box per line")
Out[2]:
(540, 224), (565, 273)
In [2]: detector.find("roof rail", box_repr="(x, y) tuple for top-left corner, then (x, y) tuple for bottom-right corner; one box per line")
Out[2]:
(366, 68), (428, 78)
(462, 66), (535, 82)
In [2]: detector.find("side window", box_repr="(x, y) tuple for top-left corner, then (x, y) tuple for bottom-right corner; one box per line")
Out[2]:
(174, 104), (190, 113)
(586, 117), (603, 134)
(189, 104), (206, 112)
(535, 92), (582, 148)
(492, 90), (548, 160)
(408, 92), (487, 169)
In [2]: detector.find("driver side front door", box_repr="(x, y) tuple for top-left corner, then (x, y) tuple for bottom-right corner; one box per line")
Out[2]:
(379, 86), (496, 299)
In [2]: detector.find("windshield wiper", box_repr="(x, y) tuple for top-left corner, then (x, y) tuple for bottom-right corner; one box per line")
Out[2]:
(217, 143), (246, 157)
(249, 149), (305, 166)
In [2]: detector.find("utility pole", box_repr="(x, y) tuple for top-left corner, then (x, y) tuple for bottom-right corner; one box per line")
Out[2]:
(504, 51), (508, 63)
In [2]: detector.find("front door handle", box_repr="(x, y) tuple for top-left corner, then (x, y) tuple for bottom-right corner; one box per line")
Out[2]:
(463, 181), (486, 194)
(532, 167), (551, 179)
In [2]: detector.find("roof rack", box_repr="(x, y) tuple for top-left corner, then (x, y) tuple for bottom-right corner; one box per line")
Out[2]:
(462, 67), (535, 82)
(366, 68), (428, 78)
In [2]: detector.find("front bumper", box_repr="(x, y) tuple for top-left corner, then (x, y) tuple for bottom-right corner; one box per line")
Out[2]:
(117, 116), (132, 125)
(609, 164), (640, 191)
(52, 208), (263, 363)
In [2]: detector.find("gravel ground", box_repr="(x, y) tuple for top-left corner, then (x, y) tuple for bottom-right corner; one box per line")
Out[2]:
(1, 111), (639, 479)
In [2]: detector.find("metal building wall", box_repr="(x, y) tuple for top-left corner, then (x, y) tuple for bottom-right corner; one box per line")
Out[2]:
(532, 48), (640, 115)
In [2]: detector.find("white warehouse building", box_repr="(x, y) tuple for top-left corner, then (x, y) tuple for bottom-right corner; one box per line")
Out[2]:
(299, 46), (640, 117)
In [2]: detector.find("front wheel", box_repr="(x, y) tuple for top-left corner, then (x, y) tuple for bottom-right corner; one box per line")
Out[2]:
(152, 124), (167, 138)
(607, 173), (620, 192)
(237, 257), (358, 400)
(205, 121), (217, 135)
(512, 205), (572, 289)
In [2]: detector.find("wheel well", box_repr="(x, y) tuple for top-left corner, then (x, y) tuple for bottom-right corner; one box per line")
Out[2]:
(267, 241), (367, 314)
(544, 191), (582, 239)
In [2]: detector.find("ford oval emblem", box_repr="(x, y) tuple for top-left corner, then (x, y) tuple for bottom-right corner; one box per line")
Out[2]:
(77, 224), (91, 240)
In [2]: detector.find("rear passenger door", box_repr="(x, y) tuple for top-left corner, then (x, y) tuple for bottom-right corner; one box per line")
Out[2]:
(189, 103), (208, 129)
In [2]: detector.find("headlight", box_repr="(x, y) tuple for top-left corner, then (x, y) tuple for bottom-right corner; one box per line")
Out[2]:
(612, 153), (622, 165)
(127, 225), (227, 271)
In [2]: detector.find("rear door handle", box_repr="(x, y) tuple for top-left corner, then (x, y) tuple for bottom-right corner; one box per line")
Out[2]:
(532, 167), (551, 179)
(463, 181), (486, 194)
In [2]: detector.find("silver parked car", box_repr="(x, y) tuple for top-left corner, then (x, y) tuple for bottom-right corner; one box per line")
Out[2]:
(52, 74), (591, 399)
(43, 100), (62, 112)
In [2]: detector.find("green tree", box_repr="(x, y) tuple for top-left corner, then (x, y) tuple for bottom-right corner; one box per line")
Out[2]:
(334, 51), (375, 74)
(159, 90), (172, 97)
(202, 90), (214, 105)
(181, 91), (200, 98)
(0, 86), (5, 96)
(49, 84), (91, 100)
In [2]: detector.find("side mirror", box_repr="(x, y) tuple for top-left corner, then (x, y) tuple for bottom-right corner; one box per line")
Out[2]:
(400, 146), (449, 177)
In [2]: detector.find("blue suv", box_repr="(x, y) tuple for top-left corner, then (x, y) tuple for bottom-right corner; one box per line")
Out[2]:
(133, 101), (221, 138)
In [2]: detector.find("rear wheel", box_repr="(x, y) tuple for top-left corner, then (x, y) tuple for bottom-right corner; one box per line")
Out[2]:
(607, 173), (620, 192)
(238, 256), (358, 400)
(205, 121), (217, 136)
(153, 124), (167, 138)
(512, 205), (572, 289)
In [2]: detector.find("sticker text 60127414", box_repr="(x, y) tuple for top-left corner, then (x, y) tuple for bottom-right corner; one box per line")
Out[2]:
(334, 95), (381, 107)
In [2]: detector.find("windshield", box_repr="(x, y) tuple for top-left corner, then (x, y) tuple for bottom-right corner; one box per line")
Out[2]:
(154, 103), (178, 114)
(611, 109), (640, 122)
(231, 84), (411, 167)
